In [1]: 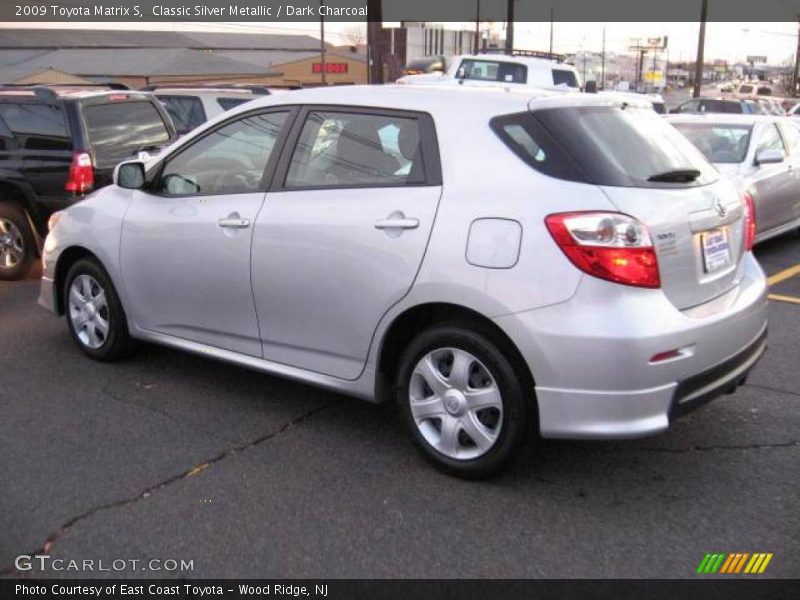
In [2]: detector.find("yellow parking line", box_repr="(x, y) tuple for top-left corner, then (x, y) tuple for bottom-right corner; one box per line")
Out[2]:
(766, 264), (800, 286)
(768, 294), (800, 305)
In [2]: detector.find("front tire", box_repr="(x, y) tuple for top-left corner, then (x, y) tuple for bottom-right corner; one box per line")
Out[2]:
(396, 325), (531, 479)
(0, 203), (35, 281)
(64, 258), (134, 360)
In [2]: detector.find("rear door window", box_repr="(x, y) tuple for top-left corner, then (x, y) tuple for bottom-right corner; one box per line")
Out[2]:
(671, 123), (752, 163)
(84, 100), (170, 165)
(552, 69), (578, 88)
(0, 102), (70, 150)
(493, 106), (718, 188)
(779, 121), (800, 155)
(285, 111), (428, 188)
(756, 123), (785, 154)
(157, 95), (206, 135)
(457, 59), (527, 84)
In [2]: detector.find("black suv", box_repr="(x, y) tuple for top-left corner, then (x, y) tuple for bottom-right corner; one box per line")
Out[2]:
(0, 85), (177, 280)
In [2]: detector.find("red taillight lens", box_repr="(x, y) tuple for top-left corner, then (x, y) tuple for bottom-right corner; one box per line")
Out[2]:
(545, 212), (661, 289)
(65, 151), (94, 193)
(742, 192), (756, 252)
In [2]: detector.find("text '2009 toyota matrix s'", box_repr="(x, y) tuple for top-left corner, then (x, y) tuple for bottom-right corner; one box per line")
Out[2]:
(40, 86), (768, 478)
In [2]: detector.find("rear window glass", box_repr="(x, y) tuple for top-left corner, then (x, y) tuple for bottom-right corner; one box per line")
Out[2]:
(157, 95), (206, 135)
(0, 102), (70, 150)
(672, 123), (752, 164)
(217, 97), (252, 111)
(552, 69), (579, 88)
(458, 59), (527, 84)
(84, 100), (170, 164)
(492, 106), (718, 188)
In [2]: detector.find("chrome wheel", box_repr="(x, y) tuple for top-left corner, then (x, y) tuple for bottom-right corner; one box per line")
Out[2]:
(68, 274), (110, 350)
(0, 217), (24, 269)
(409, 347), (503, 460)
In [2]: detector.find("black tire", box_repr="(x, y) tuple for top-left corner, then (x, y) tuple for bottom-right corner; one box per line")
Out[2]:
(0, 202), (35, 281)
(395, 324), (531, 479)
(64, 258), (135, 361)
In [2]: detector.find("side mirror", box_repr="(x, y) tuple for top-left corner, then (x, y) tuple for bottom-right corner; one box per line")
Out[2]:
(114, 160), (146, 189)
(584, 80), (598, 94)
(754, 148), (785, 166)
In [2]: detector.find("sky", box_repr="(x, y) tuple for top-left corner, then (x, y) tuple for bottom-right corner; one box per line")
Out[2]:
(1, 21), (796, 65)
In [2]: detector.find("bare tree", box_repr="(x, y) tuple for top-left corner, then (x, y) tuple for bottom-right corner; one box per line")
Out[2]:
(341, 25), (366, 48)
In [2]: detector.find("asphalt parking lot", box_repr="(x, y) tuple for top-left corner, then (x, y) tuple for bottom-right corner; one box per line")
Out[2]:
(1, 234), (798, 580)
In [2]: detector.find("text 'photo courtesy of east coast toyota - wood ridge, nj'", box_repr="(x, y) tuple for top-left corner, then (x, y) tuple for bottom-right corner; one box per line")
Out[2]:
(0, 0), (798, 598)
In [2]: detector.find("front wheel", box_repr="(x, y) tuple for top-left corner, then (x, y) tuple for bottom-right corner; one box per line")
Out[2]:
(396, 325), (531, 479)
(64, 258), (134, 360)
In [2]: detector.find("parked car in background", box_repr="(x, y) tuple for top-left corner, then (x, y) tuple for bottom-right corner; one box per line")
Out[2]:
(143, 84), (272, 135)
(671, 96), (766, 115)
(601, 91), (666, 113)
(0, 85), (176, 280)
(40, 86), (767, 478)
(400, 56), (450, 77)
(669, 113), (800, 243)
(396, 51), (581, 91)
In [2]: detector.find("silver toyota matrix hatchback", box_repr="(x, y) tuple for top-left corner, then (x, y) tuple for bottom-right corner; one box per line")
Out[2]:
(40, 86), (768, 478)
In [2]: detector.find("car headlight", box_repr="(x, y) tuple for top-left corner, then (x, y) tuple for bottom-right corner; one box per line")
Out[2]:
(48, 211), (63, 231)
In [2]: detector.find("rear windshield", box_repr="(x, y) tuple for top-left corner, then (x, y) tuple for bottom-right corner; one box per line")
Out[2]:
(672, 123), (752, 164)
(217, 97), (252, 111)
(552, 69), (579, 88)
(491, 106), (718, 188)
(84, 100), (170, 164)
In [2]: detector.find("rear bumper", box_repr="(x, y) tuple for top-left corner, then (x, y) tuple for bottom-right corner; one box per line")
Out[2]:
(494, 253), (769, 439)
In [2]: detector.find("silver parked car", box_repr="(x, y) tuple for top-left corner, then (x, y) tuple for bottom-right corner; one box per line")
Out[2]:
(669, 114), (800, 243)
(40, 87), (768, 478)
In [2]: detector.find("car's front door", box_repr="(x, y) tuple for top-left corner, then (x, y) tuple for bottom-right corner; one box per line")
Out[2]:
(252, 107), (442, 379)
(749, 121), (794, 234)
(120, 109), (292, 356)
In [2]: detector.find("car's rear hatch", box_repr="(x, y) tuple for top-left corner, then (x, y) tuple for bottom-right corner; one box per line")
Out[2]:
(527, 98), (746, 310)
(79, 92), (176, 187)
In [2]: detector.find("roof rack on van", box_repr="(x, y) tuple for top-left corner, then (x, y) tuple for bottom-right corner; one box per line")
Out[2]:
(477, 49), (566, 63)
(140, 83), (271, 95)
(0, 84), (58, 102)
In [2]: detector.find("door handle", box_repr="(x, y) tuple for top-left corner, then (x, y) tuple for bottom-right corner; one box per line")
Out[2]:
(218, 217), (250, 229)
(374, 217), (419, 230)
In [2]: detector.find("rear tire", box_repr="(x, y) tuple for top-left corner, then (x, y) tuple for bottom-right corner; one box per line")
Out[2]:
(395, 324), (531, 479)
(64, 258), (135, 361)
(0, 202), (35, 281)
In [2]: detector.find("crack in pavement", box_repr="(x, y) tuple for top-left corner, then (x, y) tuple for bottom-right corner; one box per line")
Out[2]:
(744, 382), (800, 399)
(631, 440), (800, 454)
(0, 400), (332, 576)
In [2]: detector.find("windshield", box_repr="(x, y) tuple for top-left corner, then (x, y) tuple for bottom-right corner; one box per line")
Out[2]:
(528, 106), (718, 188)
(672, 123), (752, 164)
(84, 100), (171, 165)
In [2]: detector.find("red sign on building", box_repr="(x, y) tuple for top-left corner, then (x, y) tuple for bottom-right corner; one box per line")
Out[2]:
(312, 62), (348, 74)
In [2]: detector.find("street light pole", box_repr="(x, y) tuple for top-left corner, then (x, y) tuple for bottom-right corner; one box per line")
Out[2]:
(601, 25), (606, 90)
(366, 0), (383, 84)
(505, 0), (514, 55)
(474, 0), (480, 54)
(693, 0), (708, 98)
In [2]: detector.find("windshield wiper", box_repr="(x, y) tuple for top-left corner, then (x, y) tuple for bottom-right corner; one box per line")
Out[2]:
(647, 169), (701, 183)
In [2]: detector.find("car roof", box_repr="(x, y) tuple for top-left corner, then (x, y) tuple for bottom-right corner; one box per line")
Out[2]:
(451, 53), (573, 69)
(231, 85), (645, 119)
(153, 88), (258, 96)
(666, 113), (778, 126)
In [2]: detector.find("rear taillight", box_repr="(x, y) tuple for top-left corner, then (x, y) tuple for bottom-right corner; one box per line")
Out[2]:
(545, 212), (661, 289)
(742, 192), (756, 252)
(65, 151), (94, 194)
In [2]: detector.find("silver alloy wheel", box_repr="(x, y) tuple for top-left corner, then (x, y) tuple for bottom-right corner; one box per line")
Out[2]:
(67, 274), (110, 350)
(0, 218), (24, 269)
(409, 347), (503, 460)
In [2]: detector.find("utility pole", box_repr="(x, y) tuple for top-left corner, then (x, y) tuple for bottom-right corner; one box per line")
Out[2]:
(505, 0), (514, 55)
(792, 14), (800, 97)
(601, 25), (606, 89)
(549, 8), (554, 54)
(319, 0), (326, 85)
(366, 0), (383, 84)
(693, 0), (708, 98)
(474, 0), (480, 54)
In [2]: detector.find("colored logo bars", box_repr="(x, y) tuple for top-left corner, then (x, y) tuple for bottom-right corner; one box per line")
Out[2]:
(697, 553), (773, 574)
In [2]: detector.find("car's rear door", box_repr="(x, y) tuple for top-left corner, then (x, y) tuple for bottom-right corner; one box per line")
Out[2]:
(251, 106), (442, 379)
(748, 121), (795, 234)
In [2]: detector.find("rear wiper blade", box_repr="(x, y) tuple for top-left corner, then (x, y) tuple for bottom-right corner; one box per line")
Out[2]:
(647, 169), (701, 183)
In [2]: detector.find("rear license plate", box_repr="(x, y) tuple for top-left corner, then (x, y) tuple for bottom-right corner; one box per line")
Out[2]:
(701, 228), (732, 273)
